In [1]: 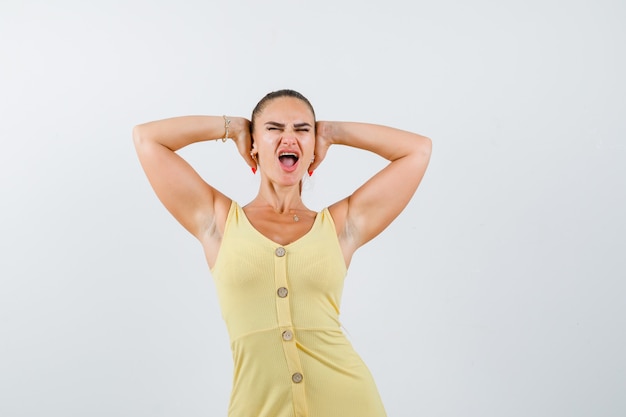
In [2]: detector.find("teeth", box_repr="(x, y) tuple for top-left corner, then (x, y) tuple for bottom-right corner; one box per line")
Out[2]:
(279, 152), (298, 157)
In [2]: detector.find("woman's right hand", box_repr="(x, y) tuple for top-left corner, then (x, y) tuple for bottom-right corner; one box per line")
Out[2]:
(229, 117), (257, 172)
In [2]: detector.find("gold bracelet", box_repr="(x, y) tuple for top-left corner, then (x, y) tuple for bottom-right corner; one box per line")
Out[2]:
(222, 115), (231, 142)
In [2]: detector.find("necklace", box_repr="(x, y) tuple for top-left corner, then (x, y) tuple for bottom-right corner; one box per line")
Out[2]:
(254, 198), (303, 222)
(280, 209), (300, 222)
(279, 209), (301, 222)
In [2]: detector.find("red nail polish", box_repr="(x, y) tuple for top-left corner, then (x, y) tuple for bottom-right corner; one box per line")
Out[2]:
(251, 167), (257, 174)
(308, 170), (313, 177)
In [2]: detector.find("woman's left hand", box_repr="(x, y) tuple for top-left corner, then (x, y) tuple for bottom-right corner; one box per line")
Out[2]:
(310, 121), (335, 172)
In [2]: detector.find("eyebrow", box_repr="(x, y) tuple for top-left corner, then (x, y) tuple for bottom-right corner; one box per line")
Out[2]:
(265, 121), (313, 129)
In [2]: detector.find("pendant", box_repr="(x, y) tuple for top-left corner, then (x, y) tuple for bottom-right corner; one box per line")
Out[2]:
(293, 214), (299, 222)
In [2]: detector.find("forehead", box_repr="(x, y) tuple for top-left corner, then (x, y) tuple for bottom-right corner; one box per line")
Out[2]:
(257, 96), (314, 122)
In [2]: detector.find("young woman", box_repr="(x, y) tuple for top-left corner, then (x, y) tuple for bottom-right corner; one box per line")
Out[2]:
(133, 89), (432, 417)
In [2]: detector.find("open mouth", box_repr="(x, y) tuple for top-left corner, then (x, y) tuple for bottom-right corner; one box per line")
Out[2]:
(278, 152), (299, 169)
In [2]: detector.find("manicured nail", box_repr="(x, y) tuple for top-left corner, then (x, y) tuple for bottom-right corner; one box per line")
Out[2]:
(251, 167), (257, 174)
(308, 170), (313, 177)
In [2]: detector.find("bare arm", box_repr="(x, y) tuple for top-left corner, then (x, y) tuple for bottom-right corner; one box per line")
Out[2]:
(132, 116), (255, 239)
(315, 121), (432, 258)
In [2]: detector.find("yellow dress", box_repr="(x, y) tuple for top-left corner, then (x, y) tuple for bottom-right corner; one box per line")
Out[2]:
(210, 201), (387, 417)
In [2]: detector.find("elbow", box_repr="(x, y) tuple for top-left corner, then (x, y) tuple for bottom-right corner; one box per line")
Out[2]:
(132, 124), (146, 148)
(416, 134), (432, 158)
(425, 135), (433, 155)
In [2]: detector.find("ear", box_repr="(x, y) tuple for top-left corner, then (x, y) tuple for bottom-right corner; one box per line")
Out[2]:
(250, 139), (259, 162)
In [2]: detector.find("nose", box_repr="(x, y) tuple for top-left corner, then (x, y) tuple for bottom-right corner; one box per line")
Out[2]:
(280, 133), (297, 145)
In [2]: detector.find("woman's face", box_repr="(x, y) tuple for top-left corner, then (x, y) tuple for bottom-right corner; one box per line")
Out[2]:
(252, 96), (316, 187)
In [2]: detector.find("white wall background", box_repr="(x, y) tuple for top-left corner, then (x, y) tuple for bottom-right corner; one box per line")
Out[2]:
(1, 1), (624, 416)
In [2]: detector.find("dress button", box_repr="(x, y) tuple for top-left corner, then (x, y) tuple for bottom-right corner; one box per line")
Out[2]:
(277, 287), (288, 298)
(282, 330), (293, 341)
(275, 247), (286, 257)
(292, 372), (303, 383)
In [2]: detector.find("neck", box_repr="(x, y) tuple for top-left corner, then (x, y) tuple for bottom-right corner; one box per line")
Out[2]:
(253, 184), (305, 214)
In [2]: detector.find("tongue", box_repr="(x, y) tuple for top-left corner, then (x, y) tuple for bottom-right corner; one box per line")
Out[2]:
(280, 156), (297, 167)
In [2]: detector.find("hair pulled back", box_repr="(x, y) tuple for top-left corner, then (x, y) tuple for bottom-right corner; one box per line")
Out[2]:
(250, 89), (316, 134)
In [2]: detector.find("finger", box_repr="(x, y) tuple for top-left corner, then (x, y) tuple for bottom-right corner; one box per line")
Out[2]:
(309, 161), (319, 172)
(239, 147), (256, 169)
(238, 142), (257, 169)
(309, 149), (326, 172)
(232, 131), (255, 169)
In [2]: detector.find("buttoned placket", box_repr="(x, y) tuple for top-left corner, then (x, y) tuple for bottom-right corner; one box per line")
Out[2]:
(273, 246), (308, 417)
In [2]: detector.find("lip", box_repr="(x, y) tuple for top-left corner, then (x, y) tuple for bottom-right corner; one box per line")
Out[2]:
(277, 148), (301, 173)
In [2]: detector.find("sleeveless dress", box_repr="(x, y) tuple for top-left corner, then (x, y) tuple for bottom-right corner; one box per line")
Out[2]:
(210, 201), (387, 417)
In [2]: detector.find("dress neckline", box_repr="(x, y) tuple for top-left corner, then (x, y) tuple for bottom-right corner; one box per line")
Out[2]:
(238, 202), (323, 248)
